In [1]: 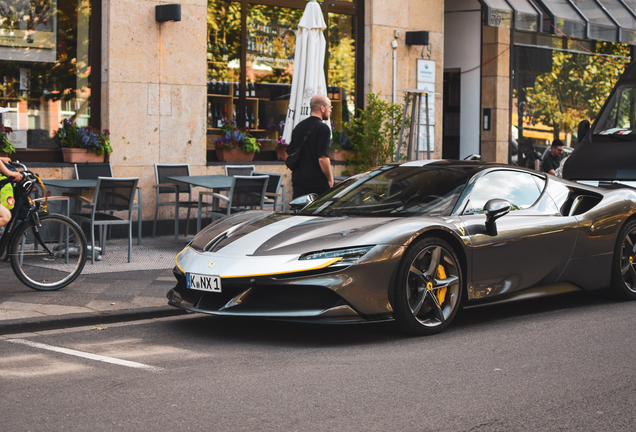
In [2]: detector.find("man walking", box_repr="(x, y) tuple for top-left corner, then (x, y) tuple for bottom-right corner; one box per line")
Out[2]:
(287, 94), (334, 199)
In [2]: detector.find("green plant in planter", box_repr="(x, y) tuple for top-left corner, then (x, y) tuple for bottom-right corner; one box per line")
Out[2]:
(0, 125), (16, 154)
(54, 119), (113, 156)
(213, 118), (261, 153)
(343, 93), (406, 174)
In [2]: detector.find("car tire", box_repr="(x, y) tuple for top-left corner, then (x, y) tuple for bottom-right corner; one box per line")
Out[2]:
(610, 219), (636, 300)
(392, 236), (463, 335)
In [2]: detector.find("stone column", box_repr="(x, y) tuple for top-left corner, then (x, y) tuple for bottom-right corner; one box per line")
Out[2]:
(364, 0), (444, 159)
(480, 25), (510, 163)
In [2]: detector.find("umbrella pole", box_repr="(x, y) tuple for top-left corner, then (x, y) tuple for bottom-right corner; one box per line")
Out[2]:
(395, 93), (410, 162)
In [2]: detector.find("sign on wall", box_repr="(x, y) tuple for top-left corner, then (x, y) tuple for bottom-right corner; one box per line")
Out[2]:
(417, 59), (435, 152)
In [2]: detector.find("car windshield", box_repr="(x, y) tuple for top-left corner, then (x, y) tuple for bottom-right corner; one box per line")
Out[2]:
(594, 84), (636, 136)
(300, 166), (469, 217)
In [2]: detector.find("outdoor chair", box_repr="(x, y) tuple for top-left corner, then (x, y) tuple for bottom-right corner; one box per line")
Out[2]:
(224, 165), (255, 177)
(153, 164), (212, 243)
(74, 162), (143, 245)
(196, 175), (269, 231)
(253, 171), (286, 212)
(72, 177), (139, 264)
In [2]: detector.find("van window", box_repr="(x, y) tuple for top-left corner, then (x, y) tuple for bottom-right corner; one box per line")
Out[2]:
(595, 85), (636, 134)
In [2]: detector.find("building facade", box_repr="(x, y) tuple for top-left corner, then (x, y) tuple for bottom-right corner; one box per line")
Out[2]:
(0, 0), (633, 222)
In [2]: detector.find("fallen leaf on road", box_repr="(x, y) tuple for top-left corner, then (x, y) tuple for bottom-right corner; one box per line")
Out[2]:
(91, 326), (108, 330)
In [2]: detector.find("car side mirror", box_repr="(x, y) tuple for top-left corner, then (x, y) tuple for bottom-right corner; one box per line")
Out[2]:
(290, 193), (318, 213)
(484, 198), (511, 236)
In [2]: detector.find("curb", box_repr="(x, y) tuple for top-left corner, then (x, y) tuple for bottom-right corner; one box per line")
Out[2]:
(0, 306), (188, 336)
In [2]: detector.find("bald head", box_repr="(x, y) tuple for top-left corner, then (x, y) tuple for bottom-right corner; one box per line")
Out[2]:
(310, 94), (332, 120)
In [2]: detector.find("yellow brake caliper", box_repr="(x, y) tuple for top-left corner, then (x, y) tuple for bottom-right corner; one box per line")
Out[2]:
(435, 265), (448, 305)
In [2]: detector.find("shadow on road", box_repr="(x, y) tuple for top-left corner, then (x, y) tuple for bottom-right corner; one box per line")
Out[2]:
(166, 289), (618, 347)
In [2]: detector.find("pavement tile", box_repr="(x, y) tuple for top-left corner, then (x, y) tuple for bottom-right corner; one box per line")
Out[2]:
(35, 304), (94, 315)
(0, 233), (189, 335)
(0, 309), (43, 320)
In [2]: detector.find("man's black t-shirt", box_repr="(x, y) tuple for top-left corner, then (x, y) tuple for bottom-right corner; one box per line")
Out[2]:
(287, 116), (331, 196)
(543, 151), (562, 173)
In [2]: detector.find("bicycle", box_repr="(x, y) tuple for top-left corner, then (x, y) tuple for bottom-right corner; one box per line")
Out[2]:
(0, 161), (87, 291)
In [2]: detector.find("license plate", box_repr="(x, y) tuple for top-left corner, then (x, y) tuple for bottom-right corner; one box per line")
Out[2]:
(186, 273), (222, 292)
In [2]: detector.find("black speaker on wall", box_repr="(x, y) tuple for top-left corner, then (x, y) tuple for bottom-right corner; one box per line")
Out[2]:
(156, 4), (181, 22)
(405, 31), (429, 46)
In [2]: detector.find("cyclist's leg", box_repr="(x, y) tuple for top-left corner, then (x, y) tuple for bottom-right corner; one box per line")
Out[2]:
(0, 204), (10, 227)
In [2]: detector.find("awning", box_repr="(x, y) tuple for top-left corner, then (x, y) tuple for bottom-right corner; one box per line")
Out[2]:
(480, 0), (543, 31)
(482, 0), (636, 43)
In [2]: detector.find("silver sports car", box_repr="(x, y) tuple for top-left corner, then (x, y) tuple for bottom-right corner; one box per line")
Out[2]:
(168, 160), (636, 335)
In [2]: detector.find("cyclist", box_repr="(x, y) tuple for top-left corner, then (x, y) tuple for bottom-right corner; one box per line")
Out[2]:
(0, 156), (23, 228)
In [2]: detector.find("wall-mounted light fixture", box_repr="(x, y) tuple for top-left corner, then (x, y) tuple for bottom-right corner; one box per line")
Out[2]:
(405, 31), (429, 46)
(483, 108), (492, 131)
(156, 4), (181, 22)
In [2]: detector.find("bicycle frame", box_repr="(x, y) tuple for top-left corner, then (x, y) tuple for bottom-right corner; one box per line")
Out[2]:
(0, 165), (52, 261)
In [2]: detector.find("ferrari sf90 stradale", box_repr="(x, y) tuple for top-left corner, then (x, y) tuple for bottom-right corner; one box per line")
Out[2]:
(168, 160), (636, 335)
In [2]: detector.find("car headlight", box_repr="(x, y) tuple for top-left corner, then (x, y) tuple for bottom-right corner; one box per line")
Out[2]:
(299, 246), (374, 266)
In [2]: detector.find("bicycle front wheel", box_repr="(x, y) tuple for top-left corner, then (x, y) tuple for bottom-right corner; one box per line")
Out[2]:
(10, 213), (87, 291)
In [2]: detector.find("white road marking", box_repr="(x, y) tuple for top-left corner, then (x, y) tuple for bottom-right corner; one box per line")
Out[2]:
(6, 339), (163, 373)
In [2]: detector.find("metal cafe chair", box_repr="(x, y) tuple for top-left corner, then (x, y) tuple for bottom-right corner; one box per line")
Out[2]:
(74, 162), (143, 245)
(153, 164), (212, 243)
(72, 177), (139, 264)
(196, 175), (269, 232)
(224, 165), (255, 177)
(253, 171), (286, 212)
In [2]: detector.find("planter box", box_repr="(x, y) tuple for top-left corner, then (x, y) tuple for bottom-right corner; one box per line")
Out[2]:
(215, 147), (256, 162)
(61, 148), (105, 163)
(329, 149), (354, 162)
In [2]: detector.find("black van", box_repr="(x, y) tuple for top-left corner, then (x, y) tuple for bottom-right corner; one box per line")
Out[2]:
(564, 61), (636, 181)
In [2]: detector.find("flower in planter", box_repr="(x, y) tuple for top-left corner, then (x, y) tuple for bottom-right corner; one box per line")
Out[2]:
(214, 118), (261, 153)
(0, 125), (16, 154)
(54, 119), (113, 156)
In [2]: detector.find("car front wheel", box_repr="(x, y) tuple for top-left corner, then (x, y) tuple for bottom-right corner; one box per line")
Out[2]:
(392, 236), (463, 335)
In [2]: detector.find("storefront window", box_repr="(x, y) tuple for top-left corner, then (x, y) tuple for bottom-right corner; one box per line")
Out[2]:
(206, 0), (358, 160)
(328, 12), (356, 130)
(207, 1), (241, 129)
(246, 4), (303, 141)
(0, 0), (92, 156)
(512, 37), (630, 162)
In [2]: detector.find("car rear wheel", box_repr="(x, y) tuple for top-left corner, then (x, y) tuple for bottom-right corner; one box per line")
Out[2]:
(610, 219), (636, 300)
(392, 236), (463, 335)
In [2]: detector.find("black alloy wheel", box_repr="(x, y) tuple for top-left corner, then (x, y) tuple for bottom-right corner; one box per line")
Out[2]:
(392, 236), (463, 335)
(610, 219), (636, 300)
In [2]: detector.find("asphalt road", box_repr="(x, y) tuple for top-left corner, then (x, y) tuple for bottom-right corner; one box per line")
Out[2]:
(1, 290), (635, 432)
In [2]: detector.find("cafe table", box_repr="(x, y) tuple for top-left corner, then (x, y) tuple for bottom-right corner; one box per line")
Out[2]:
(166, 175), (235, 234)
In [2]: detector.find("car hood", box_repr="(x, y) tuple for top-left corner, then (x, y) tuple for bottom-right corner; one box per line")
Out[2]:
(189, 211), (402, 257)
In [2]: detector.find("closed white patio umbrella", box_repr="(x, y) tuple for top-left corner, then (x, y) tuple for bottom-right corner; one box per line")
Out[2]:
(281, 0), (327, 145)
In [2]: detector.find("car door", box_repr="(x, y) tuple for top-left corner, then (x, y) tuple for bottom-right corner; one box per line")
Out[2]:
(458, 169), (578, 300)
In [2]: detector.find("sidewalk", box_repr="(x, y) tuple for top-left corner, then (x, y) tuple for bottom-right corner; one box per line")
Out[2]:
(0, 235), (189, 335)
